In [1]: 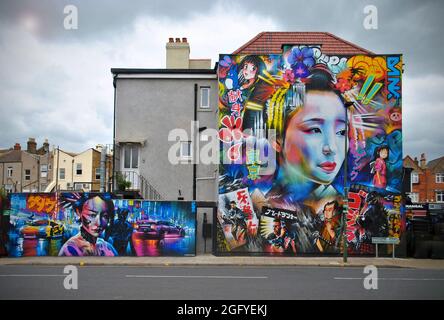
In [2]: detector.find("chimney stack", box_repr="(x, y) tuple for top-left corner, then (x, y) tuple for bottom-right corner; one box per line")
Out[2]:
(166, 36), (190, 69)
(13, 143), (21, 151)
(43, 139), (49, 152)
(27, 137), (37, 154)
(420, 153), (426, 169)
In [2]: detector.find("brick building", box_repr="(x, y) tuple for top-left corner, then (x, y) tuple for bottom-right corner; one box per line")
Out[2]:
(404, 154), (444, 203)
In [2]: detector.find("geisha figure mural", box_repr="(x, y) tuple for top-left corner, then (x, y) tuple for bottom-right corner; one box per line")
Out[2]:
(216, 47), (403, 255)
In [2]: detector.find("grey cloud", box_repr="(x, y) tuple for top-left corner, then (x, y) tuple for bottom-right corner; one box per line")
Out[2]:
(0, 0), (215, 41)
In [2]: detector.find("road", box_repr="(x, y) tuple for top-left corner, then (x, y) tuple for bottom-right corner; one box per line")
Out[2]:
(0, 265), (443, 300)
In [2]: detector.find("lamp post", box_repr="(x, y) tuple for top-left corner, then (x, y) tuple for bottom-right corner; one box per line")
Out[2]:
(343, 101), (354, 263)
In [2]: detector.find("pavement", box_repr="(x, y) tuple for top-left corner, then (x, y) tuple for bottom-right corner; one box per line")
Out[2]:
(1, 254), (444, 269)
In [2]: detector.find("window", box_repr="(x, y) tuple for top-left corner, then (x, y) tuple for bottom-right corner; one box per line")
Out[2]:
(437, 191), (444, 203)
(180, 141), (192, 159)
(123, 145), (139, 169)
(95, 168), (101, 180)
(59, 168), (65, 180)
(76, 163), (82, 175)
(5, 184), (13, 193)
(25, 169), (31, 181)
(411, 172), (419, 184)
(409, 193), (419, 203)
(200, 87), (210, 109)
(436, 173), (444, 183)
(40, 184), (47, 191)
(7, 167), (13, 177)
(74, 183), (83, 191)
(40, 164), (48, 178)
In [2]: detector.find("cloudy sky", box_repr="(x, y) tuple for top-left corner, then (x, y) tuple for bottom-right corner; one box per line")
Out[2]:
(0, 0), (443, 160)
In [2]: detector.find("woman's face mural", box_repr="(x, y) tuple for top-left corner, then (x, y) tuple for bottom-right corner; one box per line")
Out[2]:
(216, 50), (403, 256)
(78, 196), (110, 238)
(242, 62), (257, 81)
(283, 90), (347, 185)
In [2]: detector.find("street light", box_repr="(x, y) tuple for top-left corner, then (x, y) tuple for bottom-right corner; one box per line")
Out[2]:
(343, 101), (354, 263)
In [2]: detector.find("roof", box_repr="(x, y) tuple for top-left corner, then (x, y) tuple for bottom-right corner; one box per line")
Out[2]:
(403, 156), (423, 172)
(0, 150), (22, 163)
(427, 156), (444, 172)
(56, 149), (78, 157)
(232, 32), (373, 55)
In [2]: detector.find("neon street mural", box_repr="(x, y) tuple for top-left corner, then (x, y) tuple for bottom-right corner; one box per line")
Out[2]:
(6, 193), (196, 257)
(216, 47), (403, 255)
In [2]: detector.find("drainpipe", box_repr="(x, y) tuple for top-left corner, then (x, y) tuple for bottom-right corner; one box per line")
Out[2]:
(193, 83), (197, 201)
(112, 74), (117, 193)
(100, 146), (106, 192)
(55, 147), (59, 192)
(71, 159), (74, 190)
(37, 158), (40, 192)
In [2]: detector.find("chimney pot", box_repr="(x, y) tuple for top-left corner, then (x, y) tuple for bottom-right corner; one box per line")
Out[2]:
(420, 153), (426, 169)
(175, 38), (181, 43)
(182, 37), (187, 43)
(14, 143), (21, 150)
(169, 37), (174, 42)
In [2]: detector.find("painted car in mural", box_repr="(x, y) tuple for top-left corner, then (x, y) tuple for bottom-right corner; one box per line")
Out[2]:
(216, 47), (403, 256)
(19, 220), (64, 239)
(7, 193), (196, 257)
(133, 220), (186, 239)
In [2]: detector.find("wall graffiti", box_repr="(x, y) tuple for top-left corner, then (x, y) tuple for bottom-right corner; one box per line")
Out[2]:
(216, 48), (403, 256)
(6, 193), (196, 257)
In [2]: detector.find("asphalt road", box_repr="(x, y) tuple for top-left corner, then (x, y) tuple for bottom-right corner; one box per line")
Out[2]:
(0, 265), (443, 300)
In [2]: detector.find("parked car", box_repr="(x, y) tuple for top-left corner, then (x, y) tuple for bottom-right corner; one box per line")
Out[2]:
(133, 220), (185, 239)
(19, 220), (64, 239)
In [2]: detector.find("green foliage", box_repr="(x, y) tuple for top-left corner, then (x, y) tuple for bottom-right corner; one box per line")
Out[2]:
(116, 172), (131, 191)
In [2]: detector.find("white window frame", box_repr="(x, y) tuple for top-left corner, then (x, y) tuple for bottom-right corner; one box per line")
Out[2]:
(74, 183), (82, 191)
(7, 167), (13, 178)
(180, 141), (192, 160)
(411, 172), (419, 184)
(40, 164), (48, 178)
(409, 192), (419, 203)
(437, 191), (444, 203)
(95, 168), (101, 180)
(200, 87), (210, 109)
(24, 169), (31, 181)
(5, 184), (13, 193)
(436, 173), (444, 183)
(59, 168), (65, 180)
(123, 145), (139, 169)
(76, 163), (82, 175)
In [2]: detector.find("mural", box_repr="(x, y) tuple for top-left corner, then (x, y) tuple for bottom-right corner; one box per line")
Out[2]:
(216, 47), (403, 255)
(6, 193), (196, 257)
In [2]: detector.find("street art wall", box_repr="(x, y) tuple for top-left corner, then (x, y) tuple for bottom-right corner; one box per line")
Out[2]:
(216, 47), (403, 255)
(6, 193), (196, 257)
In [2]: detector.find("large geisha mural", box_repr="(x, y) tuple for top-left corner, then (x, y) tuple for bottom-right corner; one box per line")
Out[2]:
(216, 47), (403, 255)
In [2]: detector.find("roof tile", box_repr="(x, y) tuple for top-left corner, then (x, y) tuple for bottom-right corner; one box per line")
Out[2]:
(233, 32), (372, 55)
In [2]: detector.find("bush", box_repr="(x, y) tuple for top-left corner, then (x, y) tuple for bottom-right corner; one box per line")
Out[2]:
(116, 172), (131, 191)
